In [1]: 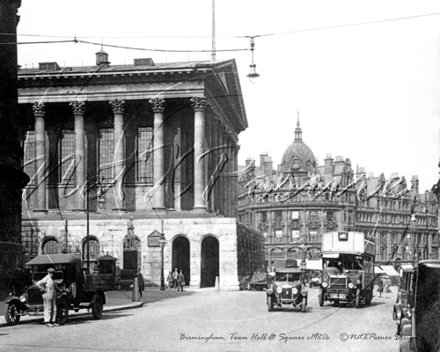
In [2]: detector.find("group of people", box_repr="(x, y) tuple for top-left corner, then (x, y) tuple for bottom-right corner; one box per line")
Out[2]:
(167, 268), (186, 291)
(377, 274), (392, 298)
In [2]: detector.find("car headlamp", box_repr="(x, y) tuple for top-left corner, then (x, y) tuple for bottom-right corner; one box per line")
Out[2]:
(356, 280), (361, 285)
(348, 282), (354, 289)
(292, 287), (298, 295)
(276, 287), (283, 294)
(322, 282), (329, 288)
(20, 294), (27, 303)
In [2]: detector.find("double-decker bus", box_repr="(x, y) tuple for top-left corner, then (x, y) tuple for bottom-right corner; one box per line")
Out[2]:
(319, 231), (375, 308)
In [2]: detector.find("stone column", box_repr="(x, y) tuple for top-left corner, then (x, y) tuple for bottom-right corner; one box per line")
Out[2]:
(70, 101), (86, 211)
(33, 102), (46, 212)
(110, 99), (126, 211)
(191, 97), (207, 211)
(149, 98), (166, 211)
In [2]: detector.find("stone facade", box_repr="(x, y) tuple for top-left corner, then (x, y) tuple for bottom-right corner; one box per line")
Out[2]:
(18, 52), (263, 289)
(238, 118), (439, 267)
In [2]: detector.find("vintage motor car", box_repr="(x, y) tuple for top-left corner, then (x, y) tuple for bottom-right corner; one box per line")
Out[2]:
(399, 260), (440, 352)
(4, 253), (117, 326)
(393, 264), (414, 335)
(248, 272), (269, 291)
(266, 267), (308, 312)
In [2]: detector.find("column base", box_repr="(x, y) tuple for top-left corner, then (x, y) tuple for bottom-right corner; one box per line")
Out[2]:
(152, 207), (167, 212)
(33, 209), (48, 213)
(192, 207), (207, 213)
(72, 208), (86, 212)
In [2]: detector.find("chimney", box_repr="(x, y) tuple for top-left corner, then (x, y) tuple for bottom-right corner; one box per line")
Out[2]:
(259, 152), (268, 168)
(324, 154), (334, 176)
(263, 156), (273, 176)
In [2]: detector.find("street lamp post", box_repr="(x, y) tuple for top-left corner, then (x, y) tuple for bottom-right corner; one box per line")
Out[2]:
(159, 234), (166, 291)
(410, 214), (418, 265)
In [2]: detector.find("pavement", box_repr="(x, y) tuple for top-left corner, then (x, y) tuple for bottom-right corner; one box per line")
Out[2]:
(0, 286), (201, 328)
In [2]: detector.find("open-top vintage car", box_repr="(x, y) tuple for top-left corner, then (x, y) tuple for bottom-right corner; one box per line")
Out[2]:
(4, 253), (117, 326)
(266, 267), (308, 312)
(399, 260), (440, 352)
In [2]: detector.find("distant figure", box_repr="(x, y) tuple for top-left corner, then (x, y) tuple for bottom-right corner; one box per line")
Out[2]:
(384, 276), (392, 298)
(377, 275), (384, 297)
(172, 268), (179, 289)
(177, 270), (185, 292)
(166, 270), (172, 289)
(136, 268), (144, 297)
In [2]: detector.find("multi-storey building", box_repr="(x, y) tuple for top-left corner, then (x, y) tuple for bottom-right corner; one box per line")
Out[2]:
(18, 50), (264, 289)
(238, 117), (438, 267)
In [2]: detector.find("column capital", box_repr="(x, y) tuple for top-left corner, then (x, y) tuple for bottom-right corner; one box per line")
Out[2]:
(70, 101), (86, 115)
(32, 102), (45, 117)
(110, 99), (125, 114)
(149, 98), (165, 113)
(190, 97), (208, 112)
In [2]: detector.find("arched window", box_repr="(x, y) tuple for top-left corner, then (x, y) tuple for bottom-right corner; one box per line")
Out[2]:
(43, 239), (62, 254)
(83, 237), (100, 260)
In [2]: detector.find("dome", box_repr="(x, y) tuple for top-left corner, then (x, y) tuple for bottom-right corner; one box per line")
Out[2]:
(280, 115), (316, 172)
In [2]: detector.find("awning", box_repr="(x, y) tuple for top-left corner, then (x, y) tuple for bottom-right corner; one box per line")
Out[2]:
(374, 266), (385, 274)
(321, 253), (340, 258)
(380, 265), (400, 276)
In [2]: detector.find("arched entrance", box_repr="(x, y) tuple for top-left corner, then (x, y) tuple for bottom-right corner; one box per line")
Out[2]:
(200, 236), (219, 288)
(172, 236), (190, 286)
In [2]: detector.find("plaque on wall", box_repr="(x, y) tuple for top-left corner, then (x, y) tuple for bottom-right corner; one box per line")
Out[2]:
(148, 230), (163, 247)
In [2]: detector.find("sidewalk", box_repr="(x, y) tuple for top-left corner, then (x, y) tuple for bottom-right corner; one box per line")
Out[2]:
(0, 286), (204, 327)
(0, 290), (144, 328)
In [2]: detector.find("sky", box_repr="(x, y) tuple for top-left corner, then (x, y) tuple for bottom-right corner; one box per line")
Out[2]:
(16, 0), (440, 192)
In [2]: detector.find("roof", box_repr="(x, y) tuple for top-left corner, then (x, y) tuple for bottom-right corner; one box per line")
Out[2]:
(98, 254), (118, 261)
(275, 267), (302, 273)
(26, 253), (81, 266)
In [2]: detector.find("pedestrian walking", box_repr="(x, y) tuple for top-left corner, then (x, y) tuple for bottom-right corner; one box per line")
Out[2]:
(136, 268), (145, 297)
(377, 275), (384, 297)
(36, 267), (59, 327)
(172, 268), (179, 289)
(166, 270), (172, 289)
(383, 275), (391, 298)
(177, 270), (185, 291)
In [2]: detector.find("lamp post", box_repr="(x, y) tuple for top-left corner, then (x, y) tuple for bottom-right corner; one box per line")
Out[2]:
(410, 214), (418, 265)
(159, 234), (166, 291)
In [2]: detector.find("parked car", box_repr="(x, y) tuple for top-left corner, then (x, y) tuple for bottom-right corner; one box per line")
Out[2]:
(4, 253), (117, 326)
(399, 260), (440, 352)
(248, 272), (269, 291)
(266, 267), (307, 312)
(393, 264), (414, 335)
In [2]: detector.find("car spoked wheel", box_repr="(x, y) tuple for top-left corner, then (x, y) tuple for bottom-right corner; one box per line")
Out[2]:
(5, 303), (21, 325)
(92, 294), (104, 319)
(268, 296), (274, 312)
(57, 298), (69, 325)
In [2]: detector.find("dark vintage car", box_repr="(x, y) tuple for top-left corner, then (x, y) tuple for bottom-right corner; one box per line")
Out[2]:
(399, 260), (440, 352)
(393, 264), (414, 335)
(248, 272), (269, 291)
(4, 253), (117, 326)
(266, 267), (308, 312)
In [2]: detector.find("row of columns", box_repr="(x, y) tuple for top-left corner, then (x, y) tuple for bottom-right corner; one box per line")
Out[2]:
(30, 97), (212, 213)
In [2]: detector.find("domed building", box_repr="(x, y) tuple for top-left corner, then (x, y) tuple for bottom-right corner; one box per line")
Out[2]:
(238, 115), (439, 270)
(280, 114), (316, 174)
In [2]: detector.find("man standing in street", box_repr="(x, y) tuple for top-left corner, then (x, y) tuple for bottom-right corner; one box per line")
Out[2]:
(177, 270), (185, 291)
(37, 267), (59, 327)
(172, 268), (179, 289)
(136, 268), (145, 297)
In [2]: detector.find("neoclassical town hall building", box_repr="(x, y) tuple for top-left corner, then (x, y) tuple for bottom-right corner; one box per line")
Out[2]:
(238, 116), (439, 267)
(18, 51), (264, 289)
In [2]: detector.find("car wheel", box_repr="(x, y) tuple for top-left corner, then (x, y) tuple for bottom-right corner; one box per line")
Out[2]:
(365, 293), (372, 306)
(319, 292), (324, 307)
(247, 283), (251, 291)
(57, 298), (69, 325)
(268, 296), (274, 312)
(355, 289), (361, 309)
(92, 294), (104, 319)
(4, 303), (21, 325)
(301, 302), (306, 313)
(334, 300), (339, 307)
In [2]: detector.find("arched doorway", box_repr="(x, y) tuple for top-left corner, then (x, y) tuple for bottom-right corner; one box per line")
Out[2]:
(172, 236), (190, 286)
(200, 236), (219, 288)
(82, 236), (100, 260)
(42, 237), (61, 254)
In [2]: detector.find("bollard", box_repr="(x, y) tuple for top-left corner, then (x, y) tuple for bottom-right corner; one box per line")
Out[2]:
(215, 276), (219, 291)
(132, 277), (140, 302)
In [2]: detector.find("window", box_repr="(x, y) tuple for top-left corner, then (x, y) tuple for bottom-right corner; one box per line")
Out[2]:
(261, 212), (267, 223)
(275, 230), (283, 238)
(43, 240), (61, 254)
(23, 131), (36, 179)
(83, 238), (100, 259)
(291, 230), (300, 240)
(291, 211), (299, 220)
(137, 127), (153, 182)
(98, 128), (114, 182)
(59, 130), (75, 185)
(326, 211), (334, 222)
(275, 211), (283, 222)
